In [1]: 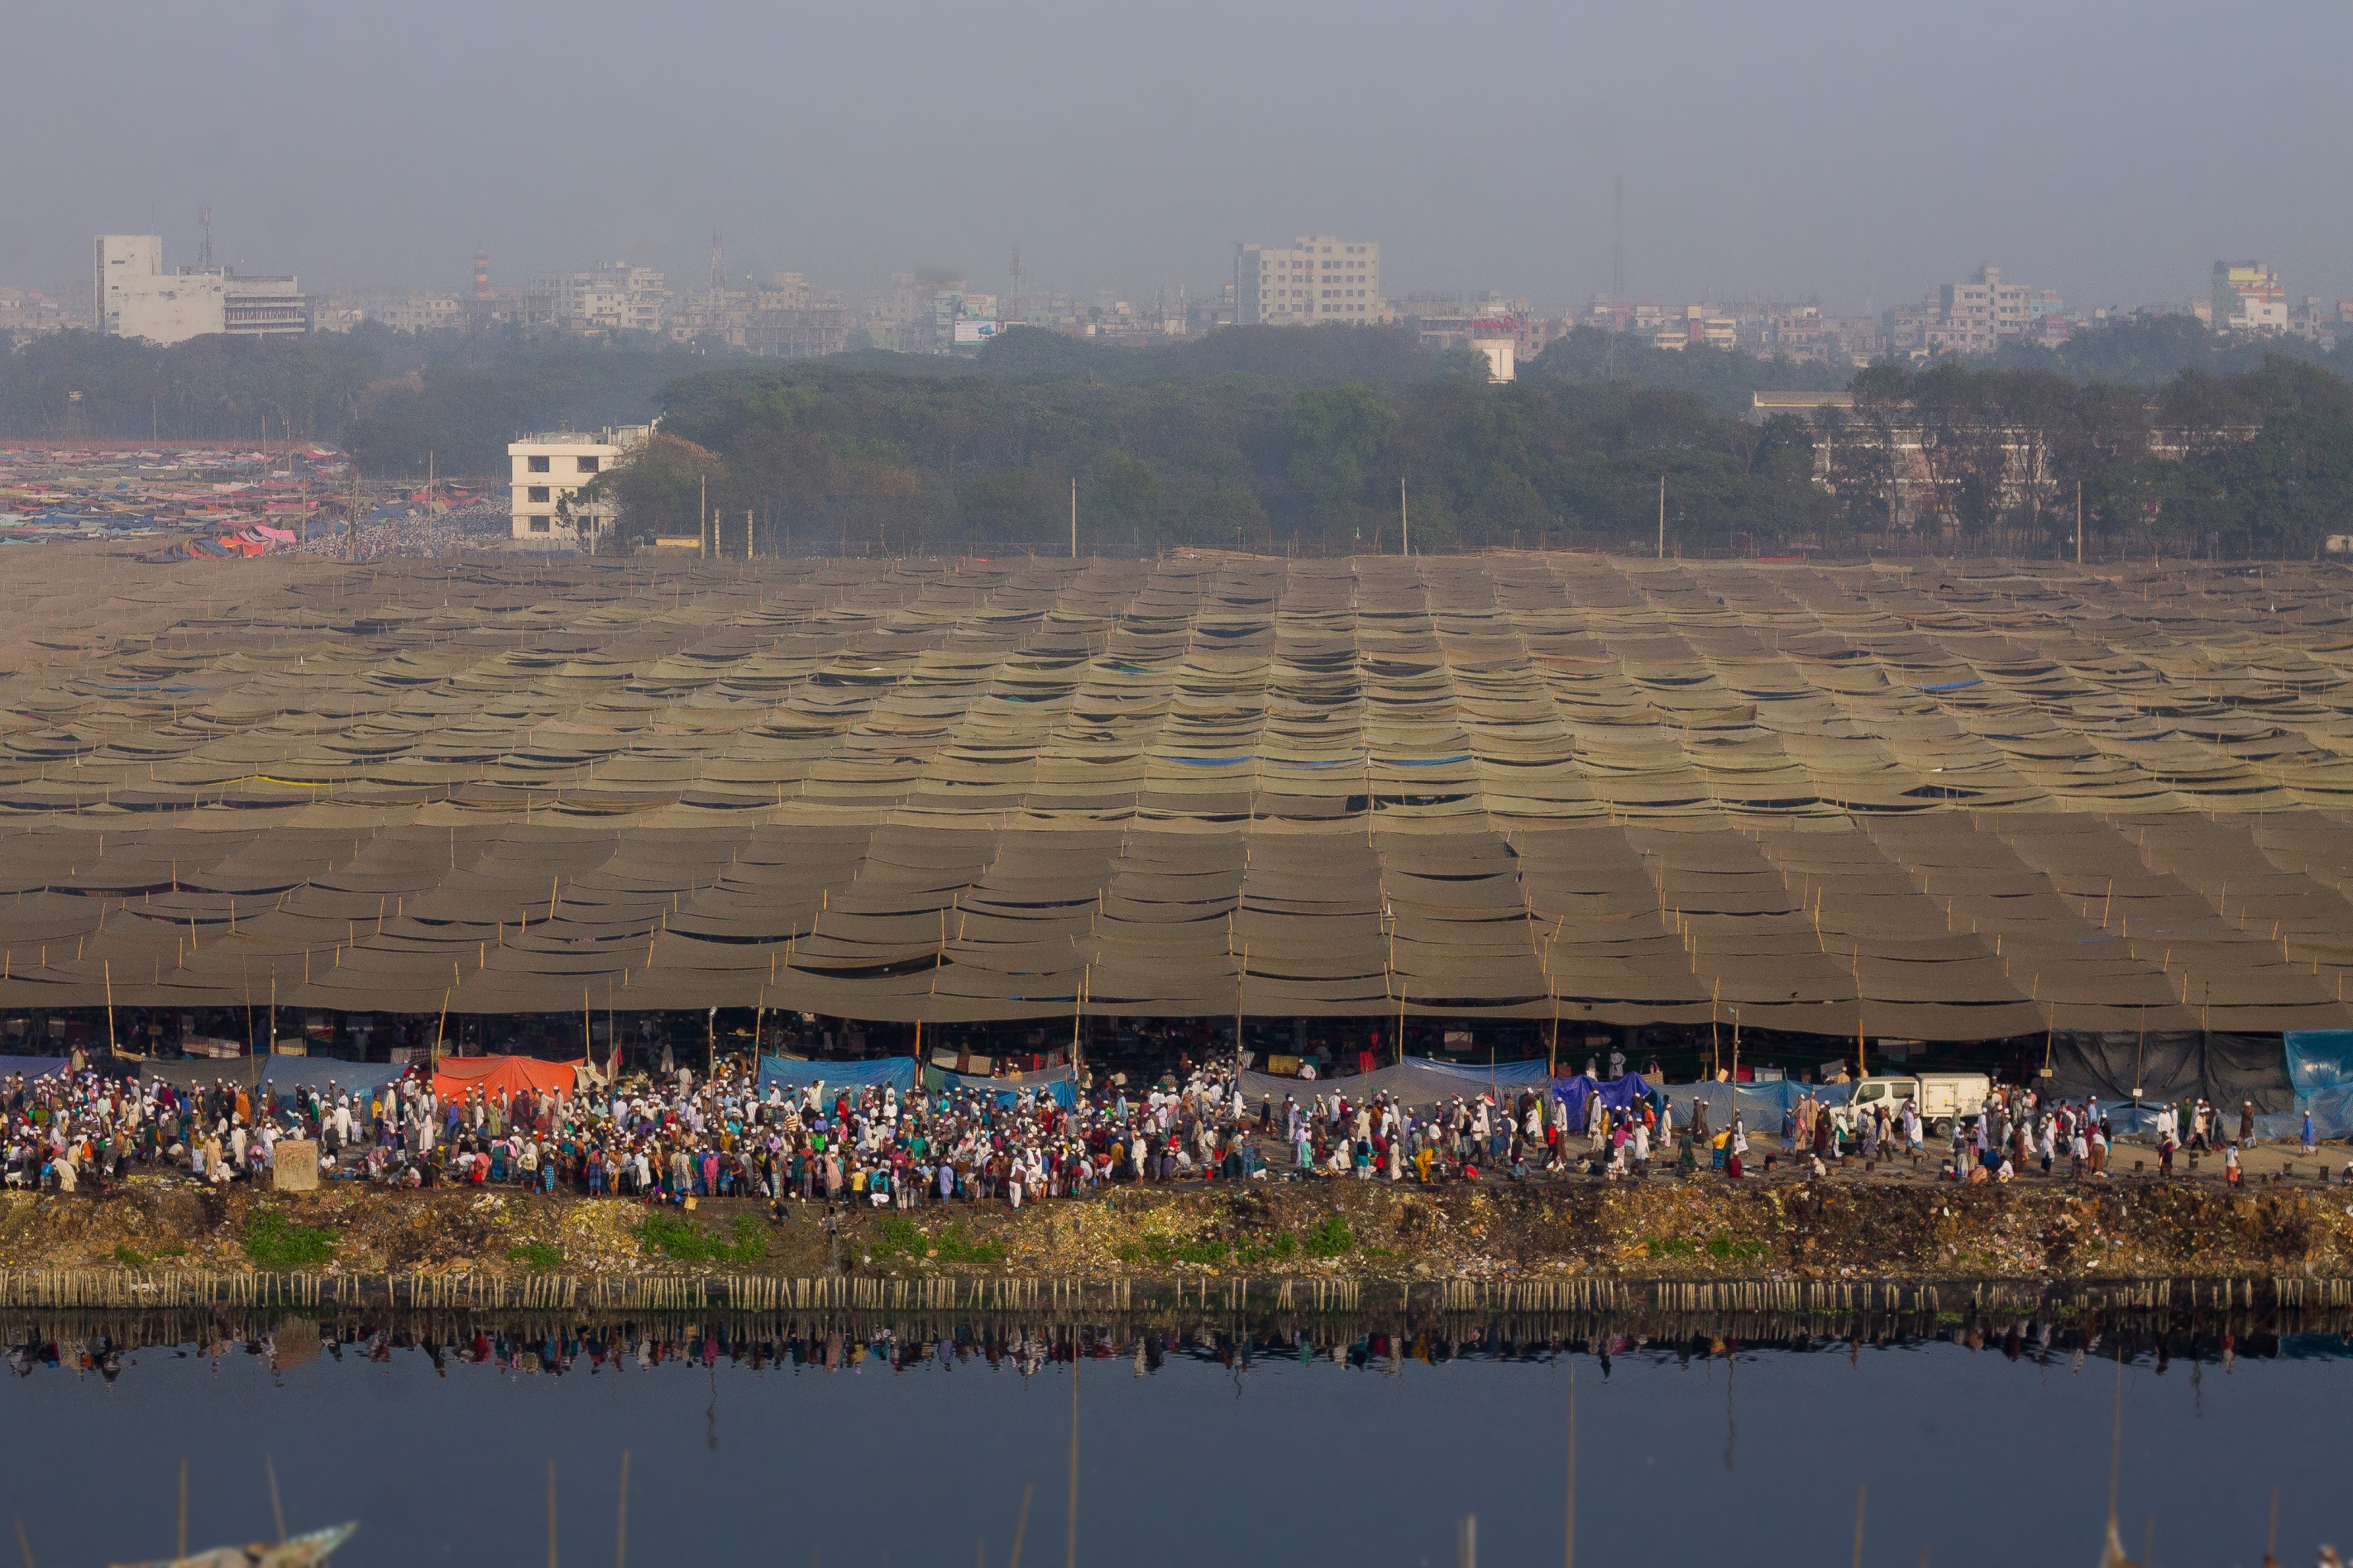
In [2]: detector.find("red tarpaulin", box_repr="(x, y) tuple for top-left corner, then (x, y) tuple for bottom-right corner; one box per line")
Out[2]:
(433, 1055), (581, 1104)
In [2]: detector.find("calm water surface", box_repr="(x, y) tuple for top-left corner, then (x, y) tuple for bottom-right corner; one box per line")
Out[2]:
(1, 1319), (2343, 1568)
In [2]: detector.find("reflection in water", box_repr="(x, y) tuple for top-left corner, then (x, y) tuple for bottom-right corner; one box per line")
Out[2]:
(2, 1309), (2346, 1568)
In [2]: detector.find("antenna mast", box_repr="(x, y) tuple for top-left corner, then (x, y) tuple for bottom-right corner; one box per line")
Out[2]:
(1611, 177), (1624, 299)
(198, 207), (215, 271)
(1009, 245), (1025, 327)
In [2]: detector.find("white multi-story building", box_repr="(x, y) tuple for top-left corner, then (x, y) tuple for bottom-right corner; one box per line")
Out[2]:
(1236, 236), (1385, 326)
(525, 264), (668, 335)
(2213, 261), (2288, 335)
(509, 424), (652, 550)
(93, 235), (308, 345)
(1930, 265), (2033, 354)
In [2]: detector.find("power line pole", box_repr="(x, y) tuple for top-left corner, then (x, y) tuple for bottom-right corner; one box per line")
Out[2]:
(1657, 475), (1665, 559)
(1399, 474), (1409, 557)
(2075, 479), (2084, 566)
(1069, 476), (1078, 559)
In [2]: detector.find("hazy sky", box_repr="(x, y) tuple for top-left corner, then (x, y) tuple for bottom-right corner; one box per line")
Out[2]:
(8, 0), (2349, 314)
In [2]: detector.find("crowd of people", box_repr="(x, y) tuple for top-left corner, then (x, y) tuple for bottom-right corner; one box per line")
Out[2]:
(0, 1056), (2337, 1200)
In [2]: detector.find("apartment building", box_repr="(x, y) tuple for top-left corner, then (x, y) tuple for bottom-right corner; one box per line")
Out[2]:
(1878, 265), (2050, 359)
(93, 235), (308, 346)
(1236, 236), (1384, 326)
(509, 424), (652, 550)
(1928, 266), (2033, 356)
(525, 264), (668, 335)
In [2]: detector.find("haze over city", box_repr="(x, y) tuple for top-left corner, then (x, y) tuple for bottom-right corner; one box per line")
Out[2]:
(7, 0), (2351, 310)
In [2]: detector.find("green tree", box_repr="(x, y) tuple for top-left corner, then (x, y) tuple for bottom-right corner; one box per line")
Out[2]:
(1284, 381), (1396, 525)
(586, 433), (729, 546)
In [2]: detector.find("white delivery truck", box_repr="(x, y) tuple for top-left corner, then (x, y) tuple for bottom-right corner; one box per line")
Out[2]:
(1831, 1072), (1992, 1140)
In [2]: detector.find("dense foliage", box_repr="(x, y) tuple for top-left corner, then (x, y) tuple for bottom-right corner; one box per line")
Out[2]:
(621, 347), (1833, 555)
(1824, 357), (2353, 557)
(11, 315), (2353, 557)
(0, 325), (739, 475)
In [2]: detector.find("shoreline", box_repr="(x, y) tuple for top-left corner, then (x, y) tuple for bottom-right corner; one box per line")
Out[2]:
(7, 1169), (2351, 1305)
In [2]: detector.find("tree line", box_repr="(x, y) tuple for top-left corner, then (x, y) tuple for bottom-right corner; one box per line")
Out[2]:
(9, 313), (2353, 558)
(600, 327), (2353, 559)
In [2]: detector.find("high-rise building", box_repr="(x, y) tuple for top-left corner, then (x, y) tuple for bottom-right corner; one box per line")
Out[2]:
(1236, 236), (1385, 326)
(93, 234), (307, 345)
(2212, 261), (2288, 334)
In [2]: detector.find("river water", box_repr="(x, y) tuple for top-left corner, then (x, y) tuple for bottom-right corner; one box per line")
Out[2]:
(2, 1314), (2343, 1568)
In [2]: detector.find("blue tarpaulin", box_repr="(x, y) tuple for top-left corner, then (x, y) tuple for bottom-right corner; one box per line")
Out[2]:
(925, 1066), (1078, 1107)
(1237, 1055), (1551, 1111)
(146, 1058), (409, 1095)
(0, 1056), (71, 1081)
(2286, 1030), (2353, 1140)
(1552, 1072), (1654, 1125)
(758, 1055), (919, 1097)
(1663, 1078), (1853, 1133)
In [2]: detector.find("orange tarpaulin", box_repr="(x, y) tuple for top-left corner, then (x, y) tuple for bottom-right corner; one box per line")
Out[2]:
(433, 1055), (581, 1104)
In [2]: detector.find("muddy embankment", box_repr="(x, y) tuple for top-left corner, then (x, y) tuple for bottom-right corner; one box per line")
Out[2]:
(2, 1175), (2350, 1306)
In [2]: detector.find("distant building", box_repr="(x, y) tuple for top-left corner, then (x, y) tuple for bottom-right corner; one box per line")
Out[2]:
(0, 287), (75, 336)
(1748, 390), (1853, 425)
(525, 264), (667, 335)
(1401, 294), (1559, 372)
(1236, 236), (1385, 326)
(508, 424), (652, 551)
(1468, 325), (1515, 382)
(1882, 265), (2049, 359)
(93, 234), (308, 346)
(2213, 261), (2288, 334)
(318, 292), (466, 334)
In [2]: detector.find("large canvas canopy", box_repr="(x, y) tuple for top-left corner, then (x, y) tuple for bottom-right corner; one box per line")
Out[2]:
(0, 548), (2346, 1040)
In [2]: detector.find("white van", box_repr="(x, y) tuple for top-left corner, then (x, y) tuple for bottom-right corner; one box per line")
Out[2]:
(1832, 1072), (1992, 1140)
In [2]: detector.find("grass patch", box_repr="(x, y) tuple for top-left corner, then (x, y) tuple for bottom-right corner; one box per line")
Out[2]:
(1645, 1236), (1700, 1260)
(1703, 1234), (1769, 1264)
(1236, 1231), (1298, 1267)
(505, 1242), (565, 1269)
(1303, 1216), (1356, 1260)
(113, 1245), (148, 1267)
(1117, 1232), (1231, 1266)
(871, 1217), (1006, 1267)
(638, 1211), (765, 1264)
(242, 1211), (337, 1269)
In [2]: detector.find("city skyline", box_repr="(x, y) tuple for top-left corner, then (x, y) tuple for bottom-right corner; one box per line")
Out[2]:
(6, 0), (2351, 315)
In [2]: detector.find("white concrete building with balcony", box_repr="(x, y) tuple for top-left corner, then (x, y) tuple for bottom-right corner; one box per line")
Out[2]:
(508, 424), (652, 550)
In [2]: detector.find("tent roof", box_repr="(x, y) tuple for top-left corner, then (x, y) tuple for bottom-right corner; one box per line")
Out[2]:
(0, 548), (2348, 1038)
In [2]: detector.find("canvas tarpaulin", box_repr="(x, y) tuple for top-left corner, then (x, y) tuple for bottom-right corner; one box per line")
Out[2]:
(2046, 1031), (2293, 1114)
(0, 552), (2346, 1035)
(433, 1054), (582, 1103)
